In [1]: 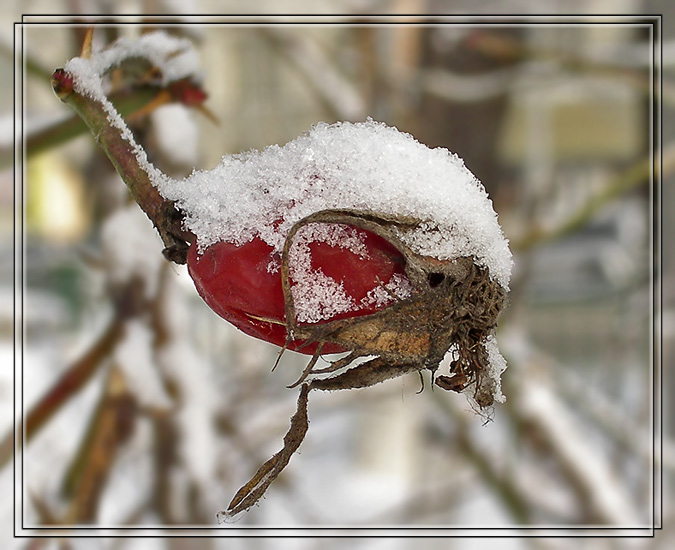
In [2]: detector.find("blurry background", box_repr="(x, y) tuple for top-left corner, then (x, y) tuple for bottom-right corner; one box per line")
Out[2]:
(1, 1), (673, 549)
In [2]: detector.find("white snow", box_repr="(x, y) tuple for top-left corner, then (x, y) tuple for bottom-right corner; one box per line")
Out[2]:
(66, 31), (200, 92)
(161, 119), (513, 290)
(288, 222), (404, 323)
(362, 273), (413, 309)
(287, 222), (415, 323)
(482, 333), (508, 404)
(63, 31), (198, 190)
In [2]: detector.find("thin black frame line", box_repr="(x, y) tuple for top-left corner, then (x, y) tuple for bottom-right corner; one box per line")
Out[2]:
(660, 11), (664, 533)
(16, 16), (659, 535)
(25, 533), (652, 536)
(642, 12), (662, 535)
(17, 12), (665, 27)
(650, 14), (655, 534)
(14, 529), (659, 536)
(14, 533), (658, 540)
(12, 19), (18, 545)
(16, 16), (661, 537)
(654, 12), (664, 534)
(649, 14), (655, 533)
(16, 16), (660, 536)
(19, 13), (664, 19)
(18, 20), (25, 539)
(649, 15), (657, 534)
(16, 21), (663, 28)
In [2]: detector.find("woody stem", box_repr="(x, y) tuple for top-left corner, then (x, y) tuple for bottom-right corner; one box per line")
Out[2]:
(51, 68), (195, 263)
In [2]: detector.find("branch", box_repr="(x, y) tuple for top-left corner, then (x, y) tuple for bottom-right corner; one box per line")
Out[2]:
(50, 66), (194, 263)
(509, 369), (639, 524)
(220, 384), (311, 520)
(259, 28), (367, 121)
(466, 30), (661, 100)
(63, 366), (137, 524)
(512, 141), (675, 252)
(431, 391), (533, 524)
(2, 88), (158, 169)
(556, 362), (675, 473)
(0, 315), (123, 471)
(0, 275), (153, 470)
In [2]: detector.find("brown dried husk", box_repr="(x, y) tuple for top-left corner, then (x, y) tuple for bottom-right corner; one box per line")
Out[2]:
(281, 209), (507, 404)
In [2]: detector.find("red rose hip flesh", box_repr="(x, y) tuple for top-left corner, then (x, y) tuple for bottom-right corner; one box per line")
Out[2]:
(187, 223), (410, 354)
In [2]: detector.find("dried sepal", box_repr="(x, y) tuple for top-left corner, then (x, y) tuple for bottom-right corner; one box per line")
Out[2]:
(225, 209), (508, 517)
(220, 384), (311, 520)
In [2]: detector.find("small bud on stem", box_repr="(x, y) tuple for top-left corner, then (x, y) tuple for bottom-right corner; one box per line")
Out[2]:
(50, 68), (74, 100)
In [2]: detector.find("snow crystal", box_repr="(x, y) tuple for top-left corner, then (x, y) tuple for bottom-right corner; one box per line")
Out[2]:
(66, 31), (200, 91)
(288, 223), (364, 323)
(482, 333), (508, 404)
(159, 120), (513, 290)
(361, 273), (413, 309)
(287, 222), (415, 323)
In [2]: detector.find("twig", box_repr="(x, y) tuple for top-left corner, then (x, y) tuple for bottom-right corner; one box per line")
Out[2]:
(64, 366), (137, 524)
(510, 372), (639, 524)
(221, 384), (311, 519)
(554, 359), (675, 474)
(467, 30), (656, 88)
(28, 489), (60, 525)
(0, 88), (159, 169)
(259, 28), (366, 121)
(51, 68), (194, 263)
(149, 410), (181, 525)
(1, 273), (153, 471)
(422, 66), (520, 103)
(431, 391), (533, 524)
(0, 315), (124, 470)
(512, 141), (675, 252)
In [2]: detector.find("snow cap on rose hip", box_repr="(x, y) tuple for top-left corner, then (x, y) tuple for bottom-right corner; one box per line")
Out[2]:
(160, 119), (512, 292)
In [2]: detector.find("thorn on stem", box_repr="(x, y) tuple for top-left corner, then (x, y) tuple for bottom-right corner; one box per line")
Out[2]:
(81, 27), (94, 59)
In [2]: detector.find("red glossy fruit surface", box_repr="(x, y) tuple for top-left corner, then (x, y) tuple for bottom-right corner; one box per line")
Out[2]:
(187, 224), (409, 355)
